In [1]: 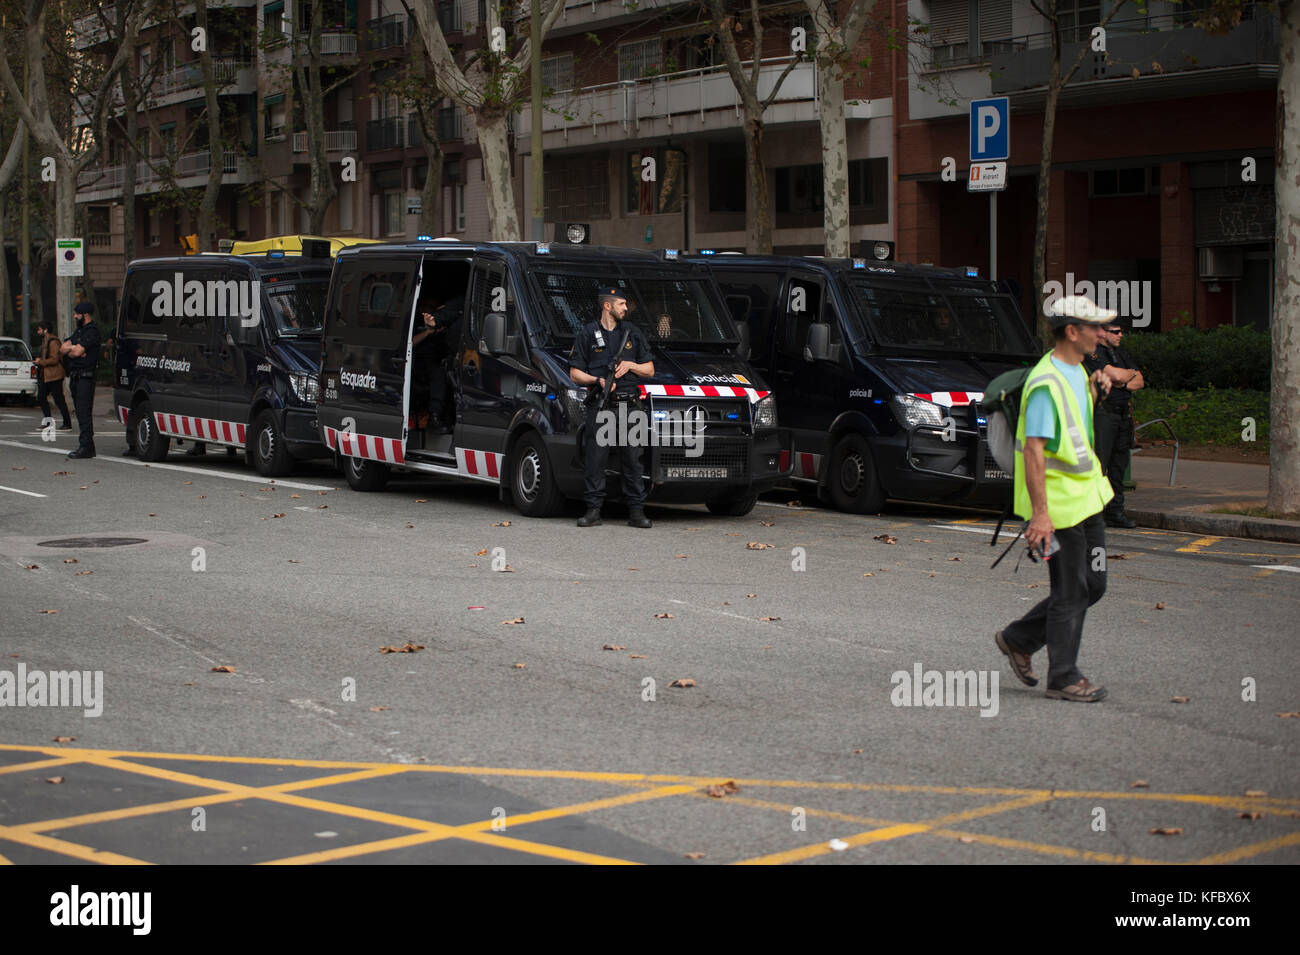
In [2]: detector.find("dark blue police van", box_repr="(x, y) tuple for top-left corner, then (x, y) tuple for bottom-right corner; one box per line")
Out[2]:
(114, 251), (333, 475)
(692, 254), (1039, 512)
(316, 239), (791, 516)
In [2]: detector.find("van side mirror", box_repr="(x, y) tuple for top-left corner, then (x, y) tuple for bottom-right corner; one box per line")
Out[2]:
(734, 320), (750, 361)
(480, 311), (507, 355)
(804, 322), (831, 362)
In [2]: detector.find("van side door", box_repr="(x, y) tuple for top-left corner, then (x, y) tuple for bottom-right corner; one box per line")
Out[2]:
(771, 272), (843, 469)
(319, 255), (420, 465)
(457, 255), (518, 461)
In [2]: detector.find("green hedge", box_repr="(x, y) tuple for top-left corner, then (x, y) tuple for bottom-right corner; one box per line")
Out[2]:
(1122, 326), (1270, 391)
(1131, 388), (1269, 447)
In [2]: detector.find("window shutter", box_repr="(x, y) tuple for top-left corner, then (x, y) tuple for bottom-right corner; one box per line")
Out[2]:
(929, 0), (969, 47)
(979, 0), (1012, 43)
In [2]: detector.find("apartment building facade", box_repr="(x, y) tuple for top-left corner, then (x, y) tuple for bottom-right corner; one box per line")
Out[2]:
(895, 0), (1280, 331)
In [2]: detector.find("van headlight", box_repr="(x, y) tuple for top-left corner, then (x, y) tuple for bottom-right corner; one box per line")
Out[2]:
(890, 394), (944, 429)
(753, 394), (777, 429)
(289, 372), (319, 404)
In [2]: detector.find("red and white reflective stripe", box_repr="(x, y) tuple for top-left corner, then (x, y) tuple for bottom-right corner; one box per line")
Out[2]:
(155, 412), (248, 447)
(637, 383), (771, 403)
(778, 450), (822, 478)
(909, 391), (984, 408)
(324, 426), (405, 466)
(458, 448), (502, 481)
(118, 406), (129, 425)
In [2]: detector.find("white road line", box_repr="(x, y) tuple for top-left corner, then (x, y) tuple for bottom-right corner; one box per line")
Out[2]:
(0, 484), (46, 498)
(930, 523), (998, 536)
(0, 438), (336, 491)
(1252, 565), (1300, 574)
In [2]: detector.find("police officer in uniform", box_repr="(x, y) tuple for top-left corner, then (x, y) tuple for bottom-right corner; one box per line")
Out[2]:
(61, 301), (101, 459)
(1084, 318), (1144, 528)
(569, 288), (655, 528)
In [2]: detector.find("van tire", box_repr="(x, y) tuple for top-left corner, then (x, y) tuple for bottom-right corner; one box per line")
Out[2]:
(133, 401), (170, 462)
(343, 454), (389, 492)
(827, 433), (885, 513)
(251, 410), (292, 477)
(705, 490), (758, 516)
(510, 434), (563, 517)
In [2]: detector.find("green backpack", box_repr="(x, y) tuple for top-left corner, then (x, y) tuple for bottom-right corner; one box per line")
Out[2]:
(983, 367), (1032, 477)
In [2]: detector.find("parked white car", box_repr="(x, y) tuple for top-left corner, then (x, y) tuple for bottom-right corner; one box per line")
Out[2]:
(0, 337), (38, 404)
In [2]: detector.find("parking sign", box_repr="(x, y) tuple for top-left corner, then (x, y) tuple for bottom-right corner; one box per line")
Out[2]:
(970, 97), (1009, 163)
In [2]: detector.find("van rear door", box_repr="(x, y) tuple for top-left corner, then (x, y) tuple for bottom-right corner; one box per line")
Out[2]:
(319, 255), (421, 466)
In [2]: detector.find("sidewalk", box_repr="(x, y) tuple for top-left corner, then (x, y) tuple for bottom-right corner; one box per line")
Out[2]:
(1127, 454), (1300, 544)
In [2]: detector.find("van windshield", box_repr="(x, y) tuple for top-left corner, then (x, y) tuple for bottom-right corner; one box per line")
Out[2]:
(534, 270), (736, 345)
(264, 276), (330, 336)
(846, 276), (1037, 358)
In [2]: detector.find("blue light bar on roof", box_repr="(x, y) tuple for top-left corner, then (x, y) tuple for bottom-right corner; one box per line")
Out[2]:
(416, 234), (432, 241)
(966, 266), (979, 277)
(268, 250), (285, 258)
(664, 249), (678, 259)
(536, 242), (551, 254)
(698, 249), (716, 255)
(852, 258), (866, 268)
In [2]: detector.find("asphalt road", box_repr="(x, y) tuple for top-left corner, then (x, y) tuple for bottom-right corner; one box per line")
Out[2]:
(1, 402), (1297, 865)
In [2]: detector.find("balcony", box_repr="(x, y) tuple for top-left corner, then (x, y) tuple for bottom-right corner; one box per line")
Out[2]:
(532, 0), (697, 39)
(76, 150), (249, 202)
(989, 7), (1279, 104)
(515, 56), (862, 150)
(292, 129), (359, 153)
(366, 117), (406, 151)
(366, 14), (407, 49)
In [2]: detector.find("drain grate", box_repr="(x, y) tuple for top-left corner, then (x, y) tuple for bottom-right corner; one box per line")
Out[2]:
(37, 537), (149, 549)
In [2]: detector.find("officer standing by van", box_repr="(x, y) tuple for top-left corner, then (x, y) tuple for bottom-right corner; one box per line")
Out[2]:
(1085, 319), (1144, 528)
(993, 295), (1116, 703)
(61, 301), (101, 459)
(569, 288), (655, 528)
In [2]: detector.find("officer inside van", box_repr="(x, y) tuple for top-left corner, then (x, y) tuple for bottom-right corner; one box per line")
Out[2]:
(411, 293), (463, 432)
(569, 288), (655, 529)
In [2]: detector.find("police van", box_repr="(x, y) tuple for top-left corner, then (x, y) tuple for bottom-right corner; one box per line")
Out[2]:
(115, 251), (334, 475)
(691, 254), (1039, 512)
(316, 240), (790, 516)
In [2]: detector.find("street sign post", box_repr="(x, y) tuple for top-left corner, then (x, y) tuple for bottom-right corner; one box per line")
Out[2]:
(969, 98), (1010, 281)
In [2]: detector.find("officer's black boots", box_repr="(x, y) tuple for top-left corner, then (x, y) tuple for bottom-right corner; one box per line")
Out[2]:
(577, 507), (602, 527)
(67, 446), (95, 459)
(627, 508), (652, 529)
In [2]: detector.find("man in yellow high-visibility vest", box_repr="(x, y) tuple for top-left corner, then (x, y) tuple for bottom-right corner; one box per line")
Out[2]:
(995, 295), (1117, 703)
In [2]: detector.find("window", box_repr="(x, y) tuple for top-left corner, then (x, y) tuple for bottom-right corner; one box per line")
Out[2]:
(541, 55), (574, 94)
(1057, 0), (1101, 43)
(928, 0), (1014, 66)
(468, 263), (511, 342)
(160, 123), (177, 160)
(619, 38), (662, 81)
(666, 30), (719, 70)
(383, 189), (403, 235)
(708, 141), (746, 214)
(1090, 166), (1159, 197)
(544, 152), (610, 221)
(122, 271), (163, 331)
(714, 271), (781, 363)
(775, 164), (824, 215)
(330, 260), (418, 349)
(455, 184), (466, 231)
(264, 1), (285, 40)
(848, 159), (876, 209)
(777, 278), (827, 358)
(145, 208), (160, 247)
(264, 94), (286, 140)
(625, 148), (684, 215)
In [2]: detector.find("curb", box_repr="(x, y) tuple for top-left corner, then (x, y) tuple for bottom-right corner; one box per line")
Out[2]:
(1129, 508), (1300, 545)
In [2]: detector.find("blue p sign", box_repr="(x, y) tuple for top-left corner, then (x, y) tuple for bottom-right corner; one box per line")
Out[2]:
(970, 97), (1009, 162)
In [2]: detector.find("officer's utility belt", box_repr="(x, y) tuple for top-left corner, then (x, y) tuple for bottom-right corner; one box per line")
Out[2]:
(586, 389), (642, 405)
(68, 371), (95, 380)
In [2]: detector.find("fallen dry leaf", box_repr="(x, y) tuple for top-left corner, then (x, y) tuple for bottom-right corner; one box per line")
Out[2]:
(1238, 811), (1262, 821)
(725, 532), (741, 537)
(1131, 780), (1150, 789)
(46, 776), (65, 784)
(511, 662), (526, 669)
(1245, 790), (1268, 797)
(501, 617), (525, 625)
(1111, 553), (1132, 560)
(467, 606), (485, 610)
(759, 521), (774, 527)
(79, 486), (87, 490)
(75, 570), (92, 576)
(684, 852), (705, 859)
(272, 513), (286, 519)
(786, 499), (802, 507)
(149, 513), (156, 517)
(24, 564), (38, 570)
(873, 534), (898, 545)
(668, 678), (696, 688)
(705, 780), (739, 798)
(37, 609), (58, 614)
(378, 642), (425, 654)
(722, 601), (731, 605)
(11, 465), (27, 470)
(184, 481), (193, 486)
(498, 564), (514, 573)
(746, 542), (773, 550)
(258, 486), (271, 492)
(1171, 696), (1190, 704)
(288, 559), (302, 563)
(653, 613), (674, 619)
(1276, 712), (1300, 719)
(476, 549), (488, 556)
(1155, 602), (1166, 610)
(318, 490), (329, 495)
(368, 706), (389, 712)
(414, 499), (427, 503)
(929, 573), (936, 578)
(863, 572), (873, 577)
(52, 471), (69, 476)
(52, 736), (75, 743)
(1149, 827), (1183, 836)
(183, 682), (194, 686)
(675, 554), (689, 559)
(913, 538), (933, 543)
(198, 495), (206, 499)
(759, 616), (781, 622)
(63, 558), (78, 564)
(947, 556), (961, 561)
(492, 520), (512, 527)
(211, 665), (235, 673)
(602, 644), (626, 651)
(958, 836), (976, 844)
(628, 654), (646, 659)
(745, 593), (756, 598)
(290, 493), (301, 499)
(852, 749), (863, 754)
(317, 505), (328, 510)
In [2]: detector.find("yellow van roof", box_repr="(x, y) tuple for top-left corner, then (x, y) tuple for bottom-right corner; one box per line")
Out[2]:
(228, 235), (381, 257)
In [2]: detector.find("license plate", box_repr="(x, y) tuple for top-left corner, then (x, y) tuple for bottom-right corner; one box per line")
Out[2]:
(0, 368), (16, 375)
(983, 468), (1010, 481)
(666, 467), (729, 479)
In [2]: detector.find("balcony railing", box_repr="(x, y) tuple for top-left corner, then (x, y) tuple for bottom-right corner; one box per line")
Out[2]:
(292, 129), (359, 152)
(517, 56), (817, 139)
(88, 232), (115, 248)
(151, 59), (250, 98)
(366, 14), (407, 49)
(366, 117), (406, 150)
(77, 151), (242, 192)
(318, 31), (359, 55)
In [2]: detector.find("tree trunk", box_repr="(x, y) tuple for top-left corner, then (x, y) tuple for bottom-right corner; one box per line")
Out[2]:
(118, 8), (139, 265)
(1269, 0), (1299, 514)
(196, 0), (225, 251)
(816, 48), (850, 257)
(303, 0), (338, 234)
(421, 138), (444, 236)
(1031, 21), (1064, 350)
(0, 192), (10, 335)
(476, 112), (520, 240)
(744, 116), (771, 253)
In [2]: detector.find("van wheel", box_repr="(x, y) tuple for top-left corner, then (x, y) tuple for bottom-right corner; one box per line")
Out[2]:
(510, 434), (563, 517)
(251, 410), (292, 477)
(705, 490), (758, 516)
(343, 454), (389, 492)
(827, 433), (885, 513)
(133, 401), (170, 462)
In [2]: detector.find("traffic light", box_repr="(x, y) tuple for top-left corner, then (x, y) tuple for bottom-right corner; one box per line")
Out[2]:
(13, 294), (21, 316)
(180, 234), (199, 254)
